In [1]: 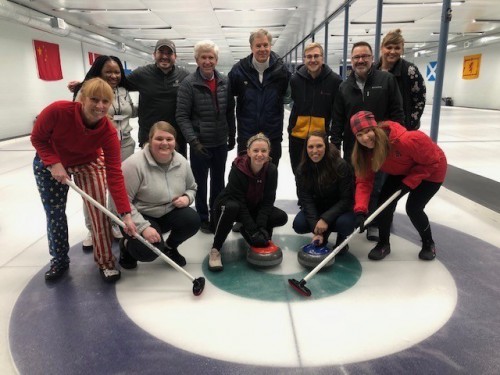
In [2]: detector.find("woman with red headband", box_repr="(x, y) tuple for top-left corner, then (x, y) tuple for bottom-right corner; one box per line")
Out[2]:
(350, 111), (447, 261)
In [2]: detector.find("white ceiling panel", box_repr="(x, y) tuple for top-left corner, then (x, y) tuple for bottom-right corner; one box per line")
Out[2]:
(4, 0), (500, 71)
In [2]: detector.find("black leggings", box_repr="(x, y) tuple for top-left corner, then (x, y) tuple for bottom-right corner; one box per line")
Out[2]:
(377, 175), (442, 244)
(211, 199), (288, 250)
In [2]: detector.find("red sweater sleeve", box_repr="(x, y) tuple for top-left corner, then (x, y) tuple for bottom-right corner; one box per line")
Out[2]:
(30, 102), (62, 166)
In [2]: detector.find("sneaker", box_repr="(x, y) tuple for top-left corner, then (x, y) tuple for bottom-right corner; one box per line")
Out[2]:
(208, 248), (223, 272)
(335, 236), (349, 256)
(165, 247), (186, 267)
(112, 224), (123, 240)
(368, 242), (391, 260)
(44, 263), (69, 281)
(200, 221), (213, 234)
(232, 222), (242, 232)
(82, 231), (93, 252)
(119, 238), (137, 269)
(419, 240), (436, 261)
(366, 227), (380, 242)
(99, 268), (121, 283)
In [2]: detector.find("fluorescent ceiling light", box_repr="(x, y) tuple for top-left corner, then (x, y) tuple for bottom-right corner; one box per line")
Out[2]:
(383, 1), (464, 6)
(473, 19), (500, 23)
(214, 7), (297, 12)
(432, 31), (485, 36)
(221, 25), (286, 29)
(480, 36), (500, 43)
(331, 33), (383, 37)
(351, 20), (415, 25)
(110, 26), (171, 30)
(54, 8), (151, 14)
(447, 44), (457, 49)
(134, 38), (185, 42)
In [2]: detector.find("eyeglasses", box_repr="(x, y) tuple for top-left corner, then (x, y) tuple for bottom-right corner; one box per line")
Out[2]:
(305, 54), (323, 60)
(352, 54), (372, 61)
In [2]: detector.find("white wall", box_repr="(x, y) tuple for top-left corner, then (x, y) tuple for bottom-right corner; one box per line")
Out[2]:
(0, 19), (151, 140)
(413, 43), (500, 110)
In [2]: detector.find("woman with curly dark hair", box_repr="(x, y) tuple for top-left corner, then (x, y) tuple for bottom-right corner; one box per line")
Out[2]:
(293, 130), (355, 254)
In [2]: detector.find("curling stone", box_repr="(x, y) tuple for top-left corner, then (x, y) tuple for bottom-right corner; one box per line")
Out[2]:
(298, 242), (335, 269)
(247, 241), (283, 267)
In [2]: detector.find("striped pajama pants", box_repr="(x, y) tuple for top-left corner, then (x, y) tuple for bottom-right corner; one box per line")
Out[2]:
(33, 154), (115, 269)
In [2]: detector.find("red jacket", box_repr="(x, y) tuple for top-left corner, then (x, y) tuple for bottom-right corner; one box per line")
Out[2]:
(354, 121), (447, 213)
(31, 101), (131, 214)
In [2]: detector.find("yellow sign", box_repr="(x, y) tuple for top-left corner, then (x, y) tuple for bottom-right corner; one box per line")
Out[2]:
(462, 54), (481, 79)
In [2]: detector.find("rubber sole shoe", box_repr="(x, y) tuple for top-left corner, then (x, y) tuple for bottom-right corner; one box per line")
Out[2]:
(208, 248), (223, 272)
(118, 238), (137, 270)
(82, 231), (93, 252)
(366, 227), (380, 242)
(337, 244), (350, 256)
(100, 268), (121, 283)
(44, 264), (69, 281)
(368, 242), (391, 260)
(232, 222), (242, 233)
(200, 221), (213, 234)
(165, 248), (186, 267)
(419, 242), (436, 261)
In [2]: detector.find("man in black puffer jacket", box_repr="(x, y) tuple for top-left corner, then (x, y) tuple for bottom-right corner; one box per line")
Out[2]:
(176, 40), (235, 233)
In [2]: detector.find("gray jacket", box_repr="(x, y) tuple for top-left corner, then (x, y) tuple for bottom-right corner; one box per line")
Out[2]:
(176, 68), (235, 147)
(121, 146), (197, 233)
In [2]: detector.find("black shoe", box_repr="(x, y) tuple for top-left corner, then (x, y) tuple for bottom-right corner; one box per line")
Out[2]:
(419, 240), (436, 260)
(165, 248), (186, 267)
(232, 222), (242, 233)
(119, 238), (137, 270)
(368, 242), (391, 260)
(44, 263), (69, 281)
(99, 268), (121, 283)
(335, 237), (349, 256)
(366, 227), (380, 242)
(200, 221), (213, 234)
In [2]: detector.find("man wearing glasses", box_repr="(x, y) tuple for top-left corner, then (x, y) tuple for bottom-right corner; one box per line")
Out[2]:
(331, 41), (404, 242)
(288, 42), (342, 174)
(127, 39), (190, 154)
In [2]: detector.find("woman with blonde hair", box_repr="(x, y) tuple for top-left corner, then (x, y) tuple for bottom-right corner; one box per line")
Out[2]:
(375, 29), (426, 130)
(31, 77), (137, 282)
(207, 133), (288, 272)
(350, 111), (447, 261)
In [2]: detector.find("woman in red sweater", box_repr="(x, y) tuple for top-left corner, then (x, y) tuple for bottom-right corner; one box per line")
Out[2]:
(350, 111), (447, 261)
(31, 78), (137, 282)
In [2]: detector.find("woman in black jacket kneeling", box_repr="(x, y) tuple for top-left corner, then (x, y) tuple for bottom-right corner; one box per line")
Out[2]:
(293, 131), (355, 254)
(208, 133), (288, 272)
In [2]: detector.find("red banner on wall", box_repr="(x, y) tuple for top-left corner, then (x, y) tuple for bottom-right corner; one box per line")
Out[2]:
(33, 40), (63, 81)
(88, 52), (101, 65)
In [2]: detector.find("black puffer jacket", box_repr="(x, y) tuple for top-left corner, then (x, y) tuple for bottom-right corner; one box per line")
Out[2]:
(288, 63), (342, 138)
(176, 68), (235, 147)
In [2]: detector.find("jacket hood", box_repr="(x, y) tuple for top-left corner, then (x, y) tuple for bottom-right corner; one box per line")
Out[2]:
(233, 153), (269, 178)
(296, 63), (333, 81)
(386, 120), (407, 144)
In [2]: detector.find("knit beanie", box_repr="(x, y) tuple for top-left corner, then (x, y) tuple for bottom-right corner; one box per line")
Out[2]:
(350, 111), (377, 134)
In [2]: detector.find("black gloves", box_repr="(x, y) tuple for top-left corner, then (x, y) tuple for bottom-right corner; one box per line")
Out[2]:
(355, 213), (367, 233)
(228, 137), (236, 151)
(249, 230), (268, 247)
(190, 139), (210, 159)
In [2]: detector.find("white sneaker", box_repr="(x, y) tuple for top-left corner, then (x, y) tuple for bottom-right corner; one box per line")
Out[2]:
(208, 248), (223, 272)
(82, 231), (93, 252)
(112, 224), (123, 239)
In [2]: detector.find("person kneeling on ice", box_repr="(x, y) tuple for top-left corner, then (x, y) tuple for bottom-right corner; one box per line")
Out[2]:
(293, 131), (355, 255)
(208, 133), (288, 272)
(118, 121), (201, 270)
(350, 111), (447, 261)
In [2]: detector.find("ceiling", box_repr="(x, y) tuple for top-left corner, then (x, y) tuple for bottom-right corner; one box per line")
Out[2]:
(4, 0), (500, 72)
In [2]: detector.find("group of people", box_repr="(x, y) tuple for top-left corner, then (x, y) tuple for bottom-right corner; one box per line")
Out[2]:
(31, 27), (447, 283)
